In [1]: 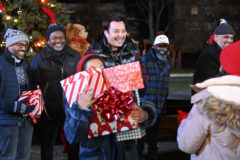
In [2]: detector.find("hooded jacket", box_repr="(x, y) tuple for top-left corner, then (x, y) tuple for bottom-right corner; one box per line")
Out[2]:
(177, 75), (240, 160)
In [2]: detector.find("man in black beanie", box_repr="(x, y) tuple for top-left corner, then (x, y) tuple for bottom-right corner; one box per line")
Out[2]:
(31, 24), (81, 160)
(193, 19), (236, 85)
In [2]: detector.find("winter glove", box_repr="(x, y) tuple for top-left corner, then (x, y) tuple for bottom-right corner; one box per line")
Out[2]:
(13, 98), (35, 114)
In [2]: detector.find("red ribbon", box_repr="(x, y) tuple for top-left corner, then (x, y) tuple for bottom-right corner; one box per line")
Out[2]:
(41, 6), (56, 24)
(71, 38), (87, 44)
(0, 1), (6, 12)
(95, 87), (135, 122)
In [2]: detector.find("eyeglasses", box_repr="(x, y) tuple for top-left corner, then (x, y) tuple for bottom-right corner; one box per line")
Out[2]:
(16, 43), (28, 49)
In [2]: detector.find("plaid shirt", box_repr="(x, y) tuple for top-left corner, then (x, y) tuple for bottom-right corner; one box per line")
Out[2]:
(141, 48), (171, 114)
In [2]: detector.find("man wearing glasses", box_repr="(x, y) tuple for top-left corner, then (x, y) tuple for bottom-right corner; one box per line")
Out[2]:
(0, 29), (35, 159)
(31, 24), (81, 160)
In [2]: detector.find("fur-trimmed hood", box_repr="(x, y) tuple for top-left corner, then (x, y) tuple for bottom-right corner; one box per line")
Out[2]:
(192, 75), (240, 137)
(197, 95), (240, 137)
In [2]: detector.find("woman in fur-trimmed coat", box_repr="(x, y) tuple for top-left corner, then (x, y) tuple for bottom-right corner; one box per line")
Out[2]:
(177, 75), (240, 160)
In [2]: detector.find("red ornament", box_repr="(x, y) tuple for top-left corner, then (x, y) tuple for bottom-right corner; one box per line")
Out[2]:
(59, 9), (64, 14)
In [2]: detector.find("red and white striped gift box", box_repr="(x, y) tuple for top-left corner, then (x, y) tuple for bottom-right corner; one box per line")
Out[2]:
(60, 68), (107, 107)
(18, 89), (45, 116)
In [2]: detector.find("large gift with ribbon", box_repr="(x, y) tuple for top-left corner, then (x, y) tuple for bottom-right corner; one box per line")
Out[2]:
(88, 61), (145, 138)
(88, 87), (139, 138)
(18, 89), (45, 123)
(60, 68), (107, 107)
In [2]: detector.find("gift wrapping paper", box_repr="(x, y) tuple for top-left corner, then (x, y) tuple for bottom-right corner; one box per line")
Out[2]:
(103, 61), (144, 93)
(88, 103), (139, 138)
(61, 68), (107, 107)
(18, 89), (44, 116)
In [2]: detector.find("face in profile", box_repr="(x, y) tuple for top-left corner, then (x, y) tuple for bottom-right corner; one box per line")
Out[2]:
(48, 31), (66, 51)
(8, 41), (28, 60)
(214, 34), (234, 49)
(104, 21), (127, 51)
(85, 58), (104, 70)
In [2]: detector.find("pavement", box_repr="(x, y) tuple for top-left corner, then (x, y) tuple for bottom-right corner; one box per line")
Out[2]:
(30, 115), (189, 160)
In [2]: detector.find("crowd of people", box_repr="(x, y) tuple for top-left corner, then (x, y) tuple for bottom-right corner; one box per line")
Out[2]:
(0, 11), (239, 160)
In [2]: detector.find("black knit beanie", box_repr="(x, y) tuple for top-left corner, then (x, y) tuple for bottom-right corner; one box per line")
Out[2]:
(46, 24), (65, 40)
(213, 23), (236, 35)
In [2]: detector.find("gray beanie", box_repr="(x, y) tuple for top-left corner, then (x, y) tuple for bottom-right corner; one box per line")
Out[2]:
(4, 29), (29, 48)
(213, 19), (236, 35)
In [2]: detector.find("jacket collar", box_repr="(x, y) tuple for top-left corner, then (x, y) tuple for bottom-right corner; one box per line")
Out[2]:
(211, 40), (222, 53)
(2, 48), (24, 65)
(41, 45), (74, 60)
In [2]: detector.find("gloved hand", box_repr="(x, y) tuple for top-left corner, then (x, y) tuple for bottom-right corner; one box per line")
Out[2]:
(13, 98), (35, 114)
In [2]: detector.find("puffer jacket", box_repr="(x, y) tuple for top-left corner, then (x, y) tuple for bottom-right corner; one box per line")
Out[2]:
(0, 49), (32, 126)
(177, 75), (240, 160)
(88, 33), (139, 67)
(31, 46), (81, 121)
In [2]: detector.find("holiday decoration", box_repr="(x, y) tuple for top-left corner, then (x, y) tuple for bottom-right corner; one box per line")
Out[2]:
(103, 61), (144, 93)
(18, 89), (45, 124)
(0, 0), (69, 60)
(66, 23), (90, 56)
(61, 68), (107, 107)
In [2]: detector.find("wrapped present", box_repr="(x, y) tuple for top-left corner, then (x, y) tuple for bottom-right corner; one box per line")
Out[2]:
(18, 89), (45, 123)
(61, 68), (107, 107)
(103, 61), (144, 92)
(88, 87), (139, 138)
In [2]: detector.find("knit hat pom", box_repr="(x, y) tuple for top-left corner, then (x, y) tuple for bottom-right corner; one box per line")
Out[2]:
(213, 18), (236, 35)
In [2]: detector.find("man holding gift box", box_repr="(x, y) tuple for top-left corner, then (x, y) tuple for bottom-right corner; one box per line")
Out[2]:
(87, 13), (157, 159)
(31, 24), (81, 160)
(0, 29), (35, 159)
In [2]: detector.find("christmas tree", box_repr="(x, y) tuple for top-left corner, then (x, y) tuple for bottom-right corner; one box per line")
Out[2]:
(0, 0), (69, 60)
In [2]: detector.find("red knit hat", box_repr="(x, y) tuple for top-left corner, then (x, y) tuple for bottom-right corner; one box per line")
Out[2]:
(76, 51), (105, 72)
(220, 40), (240, 76)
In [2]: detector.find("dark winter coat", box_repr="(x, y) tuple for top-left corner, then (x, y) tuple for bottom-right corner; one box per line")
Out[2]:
(31, 45), (81, 121)
(0, 49), (32, 126)
(88, 33), (139, 67)
(193, 40), (222, 84)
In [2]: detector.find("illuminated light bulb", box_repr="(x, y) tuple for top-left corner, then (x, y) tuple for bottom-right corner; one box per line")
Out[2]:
(29, 36), (33, 39)
(0, 10), (2, 13)
(30, 48), (33, 53)
(50, 4), (56, 7)
(6, 15), (11, 20)
(13, 18), (18, 23)
(41, 0), (45, 3)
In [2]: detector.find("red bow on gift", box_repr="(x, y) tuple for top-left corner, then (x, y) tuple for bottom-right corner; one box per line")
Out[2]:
(95, 87), (135, 122)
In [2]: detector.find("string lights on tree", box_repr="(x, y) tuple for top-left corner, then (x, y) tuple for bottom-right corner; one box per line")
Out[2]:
(0, 0), (68, 60)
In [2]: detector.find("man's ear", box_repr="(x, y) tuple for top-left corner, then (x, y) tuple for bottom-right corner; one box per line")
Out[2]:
(214, 34), (218, 41)
(104, 30), (108, 37)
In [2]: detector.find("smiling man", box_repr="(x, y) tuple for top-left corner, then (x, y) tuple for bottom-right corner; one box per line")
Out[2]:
(88, 13), (138, 67)
(193, 19), (236, 85)
(84, 13), (157, 160)
(0, 29), (36, 159)
(31, 24), (81, 160)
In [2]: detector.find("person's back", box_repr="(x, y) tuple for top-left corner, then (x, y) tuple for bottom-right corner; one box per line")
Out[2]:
(178, 40), (240, 160)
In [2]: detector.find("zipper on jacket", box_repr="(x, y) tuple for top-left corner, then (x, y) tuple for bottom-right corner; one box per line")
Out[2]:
(43, 82), (49, 96)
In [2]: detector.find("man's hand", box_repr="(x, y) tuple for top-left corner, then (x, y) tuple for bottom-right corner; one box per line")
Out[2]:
(77, 87), (97, 110)
(131, 105), (148, 123)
